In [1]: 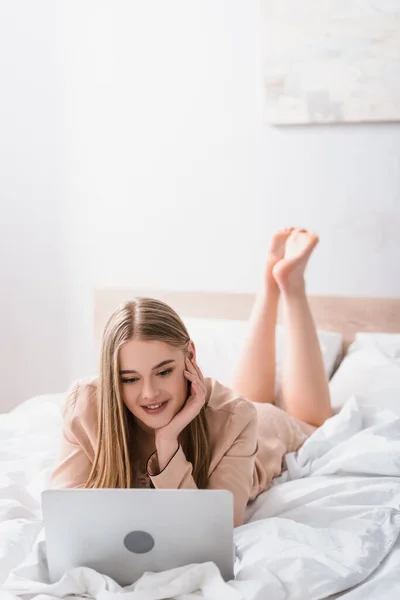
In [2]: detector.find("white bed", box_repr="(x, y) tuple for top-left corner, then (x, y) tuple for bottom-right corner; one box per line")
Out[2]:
(2, 291), (400, 600)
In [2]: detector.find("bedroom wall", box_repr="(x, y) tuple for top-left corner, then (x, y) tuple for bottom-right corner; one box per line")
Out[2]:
(0, 1), (72, 412)
(72, 1), (399, 298)
(1, 1), (399, 411)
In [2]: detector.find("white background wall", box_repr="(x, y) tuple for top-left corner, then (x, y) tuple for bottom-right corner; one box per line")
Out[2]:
(1, 1), (399, 411)
(0, 2), (70, 412)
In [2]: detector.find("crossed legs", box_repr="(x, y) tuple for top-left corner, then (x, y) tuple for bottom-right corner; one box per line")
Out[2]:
(232, 228), (332, 429)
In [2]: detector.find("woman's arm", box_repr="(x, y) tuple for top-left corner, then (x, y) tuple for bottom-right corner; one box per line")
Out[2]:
(50, 381), (95, 488)
(147, 410), (258, 527)
(206, 414), (258, 526)
(50, 428), (93, 488)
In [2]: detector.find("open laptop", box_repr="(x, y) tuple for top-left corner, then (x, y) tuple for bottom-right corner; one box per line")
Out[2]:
(42, 489), (234, 586)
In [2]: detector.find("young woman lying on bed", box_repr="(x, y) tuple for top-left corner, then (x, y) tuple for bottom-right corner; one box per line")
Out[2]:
(51, 227), (332, 527)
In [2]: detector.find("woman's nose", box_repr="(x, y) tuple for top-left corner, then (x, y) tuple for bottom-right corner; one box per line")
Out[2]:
(141, 379), (158, 401)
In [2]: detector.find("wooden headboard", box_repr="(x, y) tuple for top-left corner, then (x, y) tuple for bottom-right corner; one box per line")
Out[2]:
(94, 288), (400, 358)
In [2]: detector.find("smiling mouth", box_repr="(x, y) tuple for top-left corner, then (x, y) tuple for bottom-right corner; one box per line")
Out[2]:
(141, 400), (169, 415)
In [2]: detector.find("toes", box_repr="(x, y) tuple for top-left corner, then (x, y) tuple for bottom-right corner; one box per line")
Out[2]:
(270, 227), (319, 264)
(307, 231), (320, 247)
(291, 227), (319, 244)
(270, 228), (294, 249)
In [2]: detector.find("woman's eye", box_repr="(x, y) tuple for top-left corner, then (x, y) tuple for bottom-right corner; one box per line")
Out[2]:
(121, 369), (173, 383)
(158, 368), (173, 377)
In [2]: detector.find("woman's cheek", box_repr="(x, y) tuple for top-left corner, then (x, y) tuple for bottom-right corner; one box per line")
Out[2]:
(171, 371), (188, 404)
(122, 388), (139, 412)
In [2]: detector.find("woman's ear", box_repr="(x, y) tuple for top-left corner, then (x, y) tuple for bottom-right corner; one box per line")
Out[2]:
(187, 340), (196, 361)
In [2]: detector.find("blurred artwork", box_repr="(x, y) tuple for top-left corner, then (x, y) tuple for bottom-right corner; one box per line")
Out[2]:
(262, 1), (400, 124)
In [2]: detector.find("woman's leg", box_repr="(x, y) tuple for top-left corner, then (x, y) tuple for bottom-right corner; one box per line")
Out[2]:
(273, 229), (332, 427)
(232, 228), (332, 428)
(231, 229), (292, 405)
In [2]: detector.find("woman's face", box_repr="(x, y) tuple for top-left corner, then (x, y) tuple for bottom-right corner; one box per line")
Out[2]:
(118, 339), (189, 431)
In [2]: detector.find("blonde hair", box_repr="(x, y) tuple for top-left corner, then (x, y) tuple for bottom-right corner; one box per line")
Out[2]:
(84, 298), (211, 490)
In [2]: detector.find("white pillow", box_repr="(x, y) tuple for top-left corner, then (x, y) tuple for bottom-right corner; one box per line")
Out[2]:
(181, 316), (342, 392)
(329, 333), (400, 414)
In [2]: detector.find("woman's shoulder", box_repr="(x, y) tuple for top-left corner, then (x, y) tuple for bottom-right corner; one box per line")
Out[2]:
(205, 378), (257, 423)
(61, 377), (99, 436)
(204, 379), (258, 465)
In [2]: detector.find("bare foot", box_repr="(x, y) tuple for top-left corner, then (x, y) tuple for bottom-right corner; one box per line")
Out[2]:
(272, 228), (319, 294)
(265, 227), (295, 289)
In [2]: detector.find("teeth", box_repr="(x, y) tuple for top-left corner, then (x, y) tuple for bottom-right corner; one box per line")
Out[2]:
(145, 402), (164, 410)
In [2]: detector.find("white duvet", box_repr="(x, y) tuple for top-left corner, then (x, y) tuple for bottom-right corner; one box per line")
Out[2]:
(1, 390), (400, 600)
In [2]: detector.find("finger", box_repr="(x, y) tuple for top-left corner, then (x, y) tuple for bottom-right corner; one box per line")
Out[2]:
(185, 357), (196, 372)
(192, 361), (205, 384)
(190, 357), (204, 378)
(177, 386), (204, 426)
(185, 362), (207, 398)
(186, 372), (206, 397)
(190, 379), (207, 401)
(195, 378), (207, 396)
(189, 381), (206, 406)
(185, 359), (201, 382)
(184, 373), (201, 401)
(186, 357), (205, 383)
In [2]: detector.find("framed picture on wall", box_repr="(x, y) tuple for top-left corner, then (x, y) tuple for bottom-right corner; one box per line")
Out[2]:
(262, 1), (400, 124)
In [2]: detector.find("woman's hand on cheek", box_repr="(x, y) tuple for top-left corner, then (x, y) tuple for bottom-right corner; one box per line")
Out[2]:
(155, 357), (207, 449)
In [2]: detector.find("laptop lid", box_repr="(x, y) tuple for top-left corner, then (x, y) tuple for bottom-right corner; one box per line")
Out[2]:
(42, 489), (234, 586)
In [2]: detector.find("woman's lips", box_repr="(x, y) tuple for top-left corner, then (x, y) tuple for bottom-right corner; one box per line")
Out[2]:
(141, 400), (169, 416)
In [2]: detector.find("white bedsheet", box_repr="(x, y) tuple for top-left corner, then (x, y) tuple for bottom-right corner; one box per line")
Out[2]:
(1, 391), (400, 600)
